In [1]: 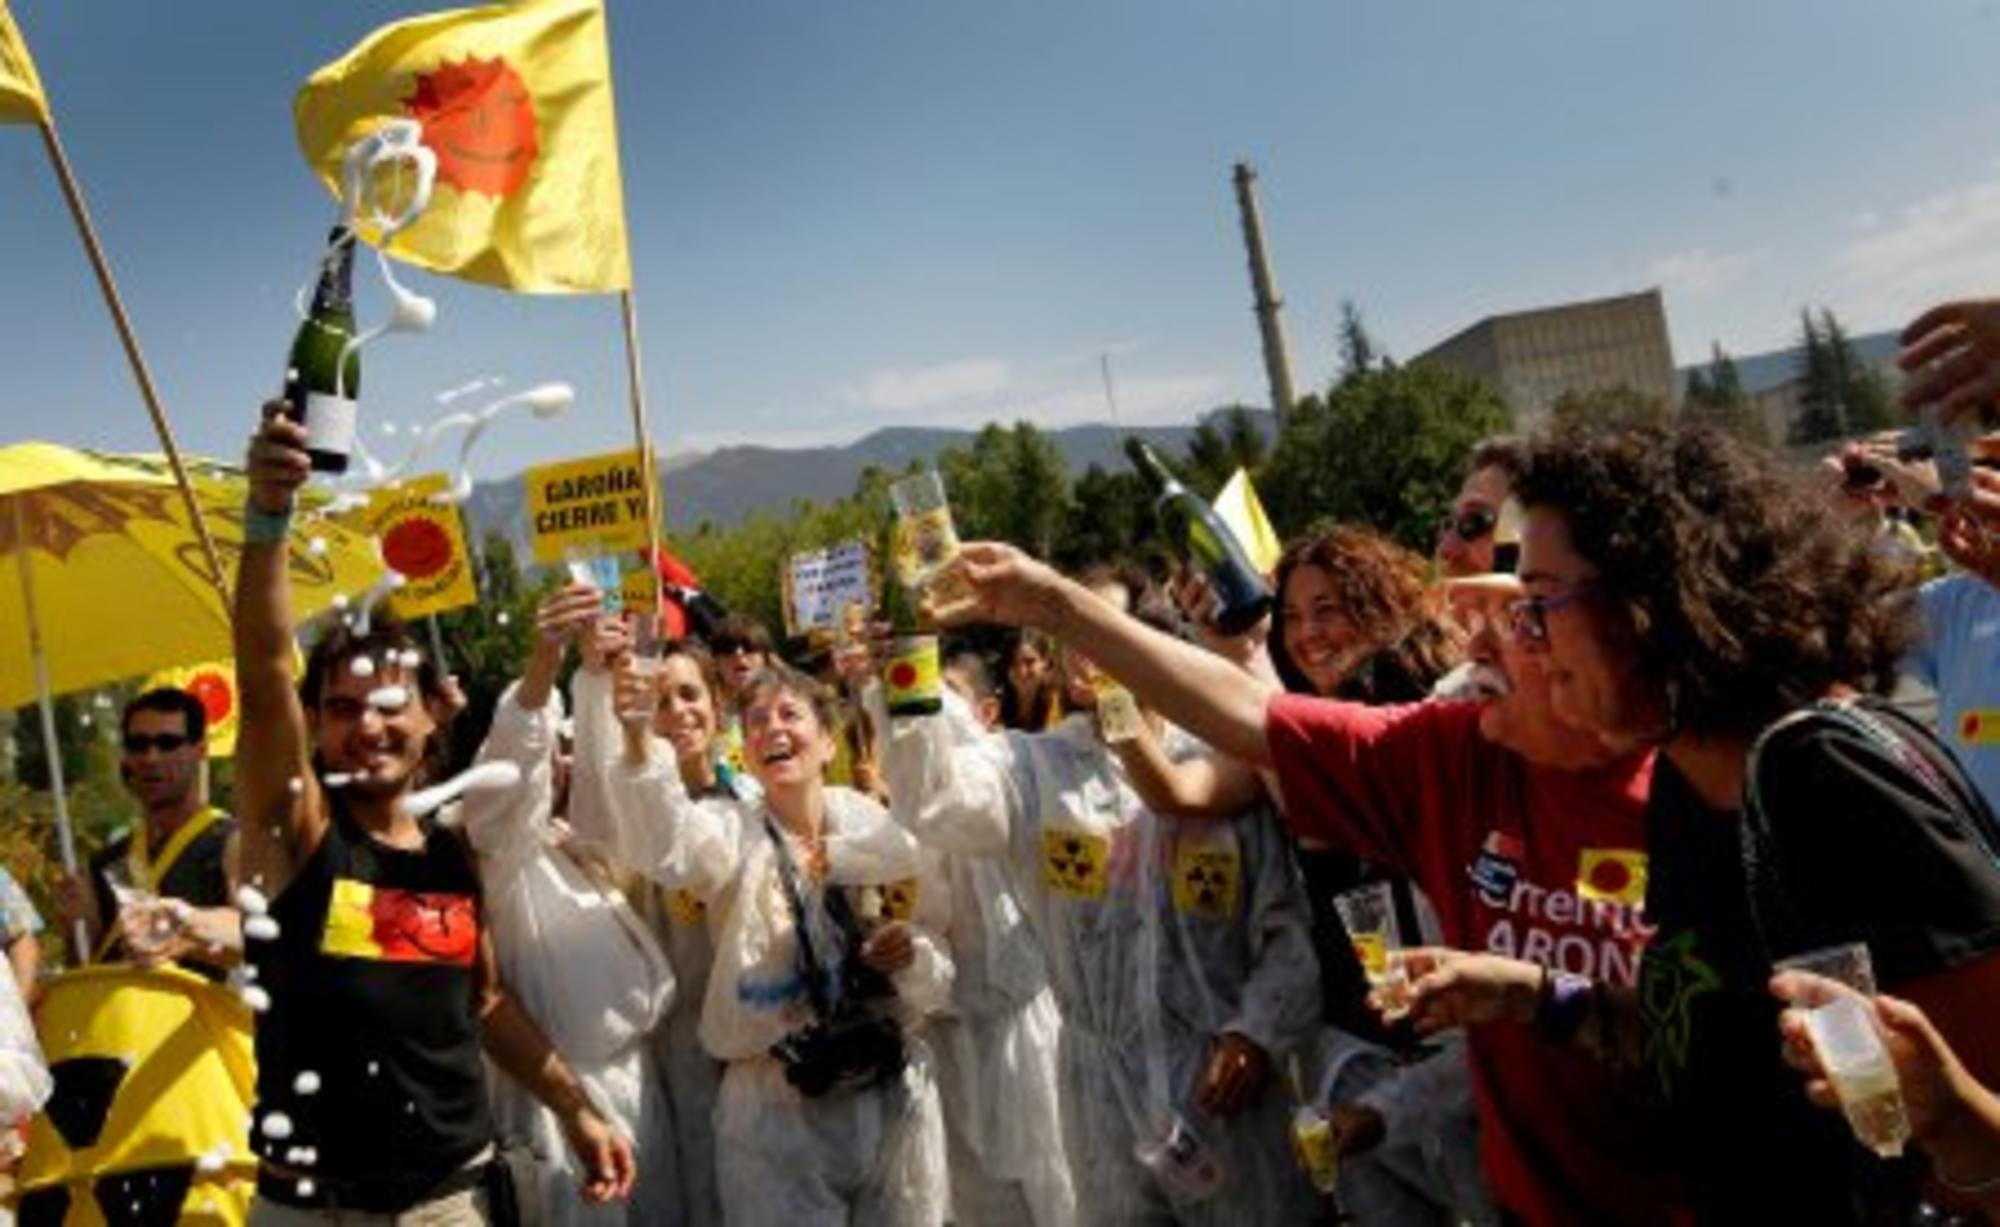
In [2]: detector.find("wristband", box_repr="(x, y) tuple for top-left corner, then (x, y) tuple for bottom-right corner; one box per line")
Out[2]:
(243, 500), (294, 546)
(1535, 969), (1593, 1042)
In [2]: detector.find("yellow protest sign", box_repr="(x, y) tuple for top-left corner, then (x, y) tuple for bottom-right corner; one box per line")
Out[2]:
(354, 474), (478, 619)
(525, 448), (651, 565)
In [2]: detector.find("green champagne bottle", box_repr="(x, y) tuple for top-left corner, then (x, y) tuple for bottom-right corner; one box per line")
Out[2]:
(283, 227), (362, 474)
(880, 517), (942, 717)
(1124, 437), (1273, 635)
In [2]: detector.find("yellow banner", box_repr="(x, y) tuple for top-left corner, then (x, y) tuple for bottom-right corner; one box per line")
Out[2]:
(294, 0), (629, 293)
(0, 1), (48, 125)
(354, 474), (478, 620)
(525, 448), (650, 565)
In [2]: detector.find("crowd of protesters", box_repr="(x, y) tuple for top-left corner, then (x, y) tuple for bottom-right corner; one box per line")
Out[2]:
(12, 295), (2000, 1226)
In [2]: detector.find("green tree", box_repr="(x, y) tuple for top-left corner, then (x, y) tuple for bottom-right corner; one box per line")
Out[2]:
(1547, 384), (1673, 435)
(938, 422), (1072, 557)
(1791, 308), (1846, 445)
(1054, 463), (1157, 569)
(434, 532), (557, 773)
(1181, 406), (1268, 497)
(1337, 300), (1383, 379)
(1261, 362), (1512, 551)
(1683, 343), (1767, 444)
(1820, 309), (1895, 435)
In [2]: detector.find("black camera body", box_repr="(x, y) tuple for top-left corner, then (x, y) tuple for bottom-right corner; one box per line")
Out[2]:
(769, 909), (907, 1098)
(770, 1008), (907, 1098)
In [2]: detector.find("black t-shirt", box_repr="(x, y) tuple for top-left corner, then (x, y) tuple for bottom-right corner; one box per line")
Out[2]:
(1643, 716), (2000, 1223)
(90, 810), (236, 978)
(248, 800), (492, 1210)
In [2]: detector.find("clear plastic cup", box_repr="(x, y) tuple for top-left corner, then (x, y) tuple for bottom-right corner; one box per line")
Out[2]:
(1334, 882), (1410, 1018)
(564, 546), (625, 616)
(1133, 1111), (1225, 1204)
(1775, 942), (1910, 1158)
(889, 472), (961, 590)
(1092, 675), (1144, 744)
(1290, 1104), (1340, 1194)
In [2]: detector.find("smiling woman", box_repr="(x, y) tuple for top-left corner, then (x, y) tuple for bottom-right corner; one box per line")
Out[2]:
(1502, 422), (2000, 1224)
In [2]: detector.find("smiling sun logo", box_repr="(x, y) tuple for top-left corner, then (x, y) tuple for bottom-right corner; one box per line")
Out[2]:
(404, 56), (538, 197)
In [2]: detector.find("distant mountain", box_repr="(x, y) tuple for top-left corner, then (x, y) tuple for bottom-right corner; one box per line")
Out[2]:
(1676, 329), (1899, 395)
(464, 409), (1275, 555)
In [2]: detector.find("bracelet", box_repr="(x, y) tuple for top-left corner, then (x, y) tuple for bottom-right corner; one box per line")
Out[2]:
(1535, 969), (1593, 1042)
(243, 500), (294, 546)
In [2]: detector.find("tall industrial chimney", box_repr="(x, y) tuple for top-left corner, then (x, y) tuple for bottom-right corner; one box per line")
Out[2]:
(1232, 161), (1297, 425)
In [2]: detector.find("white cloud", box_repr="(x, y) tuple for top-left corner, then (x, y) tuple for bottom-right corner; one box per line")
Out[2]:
(1834, 172), (2000, 317)
(839, 358), (1010, 414)
(1647, 246), (1767, 297)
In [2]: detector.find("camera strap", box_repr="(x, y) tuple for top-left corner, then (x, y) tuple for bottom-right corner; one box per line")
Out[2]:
(764, 815), (839, 1022)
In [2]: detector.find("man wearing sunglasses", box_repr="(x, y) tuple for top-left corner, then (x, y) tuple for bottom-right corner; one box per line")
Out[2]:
(1436, 438), (1524, 580)
(56, 688), (241, 977)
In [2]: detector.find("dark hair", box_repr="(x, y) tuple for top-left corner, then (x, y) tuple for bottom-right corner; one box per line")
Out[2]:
(1514, 423), (1914, 737)
(662, 638), (726, 708)
(943, 650), (997, 703)
(709, 613), (775, 657)
(123, 687), (207, 744)
(1466, 434), (1528, 485)
(299, 618), (448, 712)
(1269, 525), (1460, 699)
(1000, 630), (1063, 731)
(737, 662), (841, 735)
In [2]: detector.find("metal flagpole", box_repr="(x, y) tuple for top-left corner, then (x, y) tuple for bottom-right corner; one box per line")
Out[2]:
(12, 498), (87, 961)
(36, 117), (230, 613)
(619, 289), (667, 615)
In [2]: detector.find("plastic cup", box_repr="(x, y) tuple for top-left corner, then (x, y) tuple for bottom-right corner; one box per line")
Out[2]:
(1334, 882), (1410, 1018)
(564, 546), (625, 616)
(1133, 1111), (1224, 1204)
(1291, 1105), (1340, 1194)
(1092, 675), (1143, 743)
(889, 472), (961, 589)
(1775, 942), (1910, 1158)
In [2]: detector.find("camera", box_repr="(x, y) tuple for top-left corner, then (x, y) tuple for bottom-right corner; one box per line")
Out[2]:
(769, 1008), (906, 1098)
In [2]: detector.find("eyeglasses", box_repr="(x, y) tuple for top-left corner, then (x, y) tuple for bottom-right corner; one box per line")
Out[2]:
(122, 733), (192, 755)
(1505, 582), (1599, 644)
(713, 642), (763, 658)
(1439, 507), (1498, 543)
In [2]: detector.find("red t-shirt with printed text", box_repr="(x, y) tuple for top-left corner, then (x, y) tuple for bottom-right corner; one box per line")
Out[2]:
(1267, 694), (1685, 1226)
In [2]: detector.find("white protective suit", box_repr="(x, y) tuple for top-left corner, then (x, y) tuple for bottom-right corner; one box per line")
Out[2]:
(602, 735), (956, 1227)
(882, 707), (1324, 1226)
(569, 668), (745, 1224)
(896, 695), (1076, 1227)
(460, 685), (678, 1227)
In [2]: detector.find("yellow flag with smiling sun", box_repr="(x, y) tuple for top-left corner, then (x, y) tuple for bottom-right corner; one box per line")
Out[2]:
(294, 0), (631, 293)
(0, 1), (50, 125)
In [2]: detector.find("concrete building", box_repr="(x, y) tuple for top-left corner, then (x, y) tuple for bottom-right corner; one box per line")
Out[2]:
(1416, 288), (1678, 425)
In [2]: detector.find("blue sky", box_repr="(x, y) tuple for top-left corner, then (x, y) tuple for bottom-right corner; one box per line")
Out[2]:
(6, 0), (2000, 482)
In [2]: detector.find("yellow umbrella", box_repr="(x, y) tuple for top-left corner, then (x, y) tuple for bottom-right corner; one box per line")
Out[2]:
(2, 442), (383, 903)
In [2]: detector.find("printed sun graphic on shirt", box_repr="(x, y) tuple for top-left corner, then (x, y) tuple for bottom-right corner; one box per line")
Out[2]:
(667, 888), (707, 927)
(1576, 848), (1648, 907)
(880, 878), (920, 923)
(320, 878), (478, 965)
(403, 57), (538, 198)
(1041, 830), (1109, 900)
(1171, 846), (1240, 920)
(1639, 930), (1721, 1096)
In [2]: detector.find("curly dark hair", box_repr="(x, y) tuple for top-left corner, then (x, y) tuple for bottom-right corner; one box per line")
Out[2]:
(1269, 525), (1461, 700)
(1514, 422), (1914, 738)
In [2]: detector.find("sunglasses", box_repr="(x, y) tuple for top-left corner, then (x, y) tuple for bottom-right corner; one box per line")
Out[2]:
(1504, 582), (1599, 644)
(1439, 507), (1498, 543)
(122, 733), (193, 755)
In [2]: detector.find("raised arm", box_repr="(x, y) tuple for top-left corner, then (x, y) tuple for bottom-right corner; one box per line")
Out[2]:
(1112, 717), (1267, 819)
(875, 686), (1020, 857)
(233, 402), (326, 899)
(933, 543), (1279, 765)
(599, 660), (742, 898)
